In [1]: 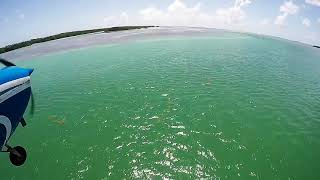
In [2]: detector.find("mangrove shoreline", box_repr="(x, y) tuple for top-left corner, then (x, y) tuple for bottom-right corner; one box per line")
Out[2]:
(0, 26), (157, 54)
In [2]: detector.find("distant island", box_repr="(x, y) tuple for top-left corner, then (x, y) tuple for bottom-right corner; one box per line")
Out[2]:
(0, 26), (157, 54)
(313, 45), (320, 49)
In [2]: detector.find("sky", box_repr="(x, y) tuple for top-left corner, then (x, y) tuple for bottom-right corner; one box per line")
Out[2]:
(0, 0), (319, 46)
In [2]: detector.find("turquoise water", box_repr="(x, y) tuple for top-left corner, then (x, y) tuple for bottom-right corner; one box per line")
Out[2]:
(1, 33), (320, 179)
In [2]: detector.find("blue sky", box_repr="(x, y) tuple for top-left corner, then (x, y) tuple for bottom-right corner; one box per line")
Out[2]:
(0, 0), (319, 46)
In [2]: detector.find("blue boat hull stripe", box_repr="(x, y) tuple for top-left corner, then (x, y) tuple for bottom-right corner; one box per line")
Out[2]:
(0, 115), (12, 151)
(0, 76), (30, 93)
(0, 78), (31, 104)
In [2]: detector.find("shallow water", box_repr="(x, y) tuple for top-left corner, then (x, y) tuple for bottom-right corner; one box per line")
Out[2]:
(1, 29), (320, 179)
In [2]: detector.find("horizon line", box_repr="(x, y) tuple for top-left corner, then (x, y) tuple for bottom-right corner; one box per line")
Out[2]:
(1, 25), (317, 50)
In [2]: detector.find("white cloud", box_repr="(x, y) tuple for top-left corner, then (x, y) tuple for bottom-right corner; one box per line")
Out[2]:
(103, 16), (115, 23)
(120, 12), (129, 25)
(302, 18), (311, 27)
(280, 1), (299, 14)
(139, 0), (253, 29)
(305, 0), (320, 6)
(140, 8), (164, 22)
(235, 0), (252, 7)
(103, 12), (130, 27)
(275, 14), (288, 26)
(274, 1), (299, 26)
(168, 0), (200, 13)
(139, 0), (212, 27)
(215, 0), (252, 24)
(18, 14), (25, 20)
(259, 18), (270, 25)
(318, 18), (320, 23)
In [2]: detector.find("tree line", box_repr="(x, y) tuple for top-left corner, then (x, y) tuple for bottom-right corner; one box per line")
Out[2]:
(0, 26), (156, 54)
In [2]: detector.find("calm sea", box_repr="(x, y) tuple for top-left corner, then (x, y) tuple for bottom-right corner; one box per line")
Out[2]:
(1, 27), (320, 180)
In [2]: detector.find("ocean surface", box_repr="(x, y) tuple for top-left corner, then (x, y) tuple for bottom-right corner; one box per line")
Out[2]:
(1, 27), (320, 179)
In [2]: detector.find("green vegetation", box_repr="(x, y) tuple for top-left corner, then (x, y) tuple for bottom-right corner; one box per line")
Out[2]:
(0, 26), (156, 54)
